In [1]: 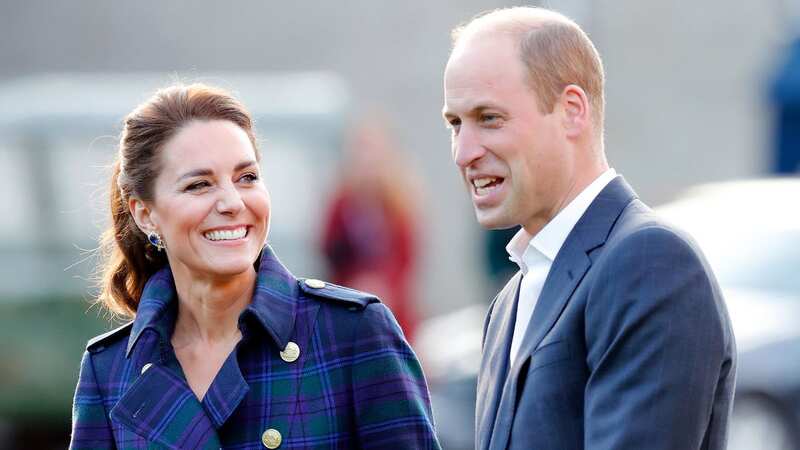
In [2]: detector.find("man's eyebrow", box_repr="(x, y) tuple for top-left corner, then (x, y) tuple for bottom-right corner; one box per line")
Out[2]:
(443, 103), (498, 120)
(234, 160), (258, 171)
(176, 160), (258, 182)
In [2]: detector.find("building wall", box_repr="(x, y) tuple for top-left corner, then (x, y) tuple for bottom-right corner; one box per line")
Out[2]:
(0, 0), (791, 314)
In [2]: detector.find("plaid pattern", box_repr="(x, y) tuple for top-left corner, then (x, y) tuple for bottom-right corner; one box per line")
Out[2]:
(71, 246), (440, 449)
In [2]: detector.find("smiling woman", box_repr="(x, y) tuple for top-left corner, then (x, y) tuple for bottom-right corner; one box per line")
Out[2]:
(69, 83), (441, 449)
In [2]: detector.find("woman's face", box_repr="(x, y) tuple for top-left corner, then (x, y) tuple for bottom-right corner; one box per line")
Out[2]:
(133, 119), (270, 279)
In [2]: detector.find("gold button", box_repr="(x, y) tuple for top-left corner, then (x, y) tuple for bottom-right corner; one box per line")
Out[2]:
(280, 341), (300, 363)
(141, 363), (152, 374)
(304, 279), (326, 289)
(261, 428), (282, 449)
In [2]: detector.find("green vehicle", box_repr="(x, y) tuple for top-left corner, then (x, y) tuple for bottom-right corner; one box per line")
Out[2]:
(0, 73), (350, 447)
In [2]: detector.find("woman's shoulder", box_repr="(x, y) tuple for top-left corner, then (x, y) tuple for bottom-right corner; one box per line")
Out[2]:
(298, 278), (406, 340)
(85, 321), (134, 355)
(297, 278), (380, 312)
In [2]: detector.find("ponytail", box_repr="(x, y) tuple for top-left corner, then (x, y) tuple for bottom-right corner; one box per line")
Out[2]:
(97, 160), (167, 317)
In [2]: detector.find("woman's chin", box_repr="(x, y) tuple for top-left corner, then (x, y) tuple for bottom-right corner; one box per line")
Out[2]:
(190, 255), (257, 278)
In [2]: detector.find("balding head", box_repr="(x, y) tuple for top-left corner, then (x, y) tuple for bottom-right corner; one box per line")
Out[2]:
(451, 7), (605, 134)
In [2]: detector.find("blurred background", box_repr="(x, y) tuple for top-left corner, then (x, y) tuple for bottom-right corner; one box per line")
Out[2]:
(1, 0), (799, 448)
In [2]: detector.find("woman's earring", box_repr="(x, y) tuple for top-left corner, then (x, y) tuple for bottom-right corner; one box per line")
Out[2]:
(147, 231), (165, 251)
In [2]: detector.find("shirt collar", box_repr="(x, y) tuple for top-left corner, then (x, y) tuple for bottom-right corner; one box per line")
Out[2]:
(506, 168), (617, 272)
(126, 245), (299, 357)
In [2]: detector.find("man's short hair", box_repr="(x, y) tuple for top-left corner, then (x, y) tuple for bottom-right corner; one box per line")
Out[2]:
(452, 7), (605, 131)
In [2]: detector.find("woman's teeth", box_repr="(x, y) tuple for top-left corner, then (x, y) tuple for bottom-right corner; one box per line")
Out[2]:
(204, 227), (247, 241)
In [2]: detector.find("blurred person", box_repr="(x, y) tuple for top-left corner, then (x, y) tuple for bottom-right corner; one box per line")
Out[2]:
(442, 7), (736, 450)
(321, 118), (420, 342)
(770, 34), (800, 174)
(70, 84), (441, 449)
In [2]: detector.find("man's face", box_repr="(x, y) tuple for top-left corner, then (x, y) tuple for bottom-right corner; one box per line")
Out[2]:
(443, 33), (574, 232)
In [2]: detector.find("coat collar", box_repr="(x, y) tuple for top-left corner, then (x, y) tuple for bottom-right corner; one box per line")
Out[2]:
(126, 245), (299, 357)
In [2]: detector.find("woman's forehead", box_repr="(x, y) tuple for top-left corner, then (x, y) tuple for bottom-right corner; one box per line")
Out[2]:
(160, 120), (257, 174)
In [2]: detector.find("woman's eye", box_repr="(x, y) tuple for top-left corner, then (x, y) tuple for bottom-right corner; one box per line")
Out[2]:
(185, 181), (210, 191)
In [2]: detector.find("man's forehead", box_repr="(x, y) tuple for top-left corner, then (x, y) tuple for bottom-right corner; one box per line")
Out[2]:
(445, 49), (524, 103)
(443, 74), (520, 118)
(449, 30), (515, 64)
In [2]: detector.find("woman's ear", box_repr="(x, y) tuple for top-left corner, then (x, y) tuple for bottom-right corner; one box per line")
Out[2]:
(129, 197), (158, 235)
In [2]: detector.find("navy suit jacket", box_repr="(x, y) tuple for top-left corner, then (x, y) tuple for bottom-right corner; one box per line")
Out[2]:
(476, 177), (736, 450)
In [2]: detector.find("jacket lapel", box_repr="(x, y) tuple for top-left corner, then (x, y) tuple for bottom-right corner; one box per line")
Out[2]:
(487, 176), (637, 450)
(200, 348), (251, 429)
(487, 246), (590, 450)
(476, 273), (521, 450)
(111, 362), (222, 449)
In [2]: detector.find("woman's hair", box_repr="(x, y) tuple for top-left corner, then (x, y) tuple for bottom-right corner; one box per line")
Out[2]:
(98, 83), (260, 317)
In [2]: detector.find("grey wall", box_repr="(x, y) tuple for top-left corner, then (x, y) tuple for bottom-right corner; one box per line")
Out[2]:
(1, 0), (792, 315)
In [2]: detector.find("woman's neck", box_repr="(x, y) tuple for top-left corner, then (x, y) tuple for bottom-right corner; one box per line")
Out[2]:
(170, 266), (257, 349)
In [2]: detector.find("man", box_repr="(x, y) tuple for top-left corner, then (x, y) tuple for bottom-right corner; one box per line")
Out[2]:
(442, 7), (736, 450)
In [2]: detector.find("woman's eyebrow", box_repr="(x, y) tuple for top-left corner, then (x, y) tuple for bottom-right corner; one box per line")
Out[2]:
(176, 168), (212, 182)
(176, 160), (258, 183)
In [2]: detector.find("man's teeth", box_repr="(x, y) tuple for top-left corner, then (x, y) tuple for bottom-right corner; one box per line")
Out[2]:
(473, 177), (502, 195)
(204, 227), (247, 241)
(473, 177), (497, 188)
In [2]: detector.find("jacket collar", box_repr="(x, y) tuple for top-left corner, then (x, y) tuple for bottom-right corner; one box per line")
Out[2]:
(570, 175), (638, 255)
(126, 245), (299, 357)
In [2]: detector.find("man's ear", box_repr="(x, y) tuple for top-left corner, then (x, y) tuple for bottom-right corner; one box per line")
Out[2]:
(129, 197), (158, 235)
(559, 84), (591, 138)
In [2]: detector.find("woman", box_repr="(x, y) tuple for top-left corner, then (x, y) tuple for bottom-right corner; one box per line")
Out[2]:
(70, 83), (440, 449)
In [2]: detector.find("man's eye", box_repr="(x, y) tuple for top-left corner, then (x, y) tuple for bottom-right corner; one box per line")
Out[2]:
(447, 118), (461, 132)
(240, 172), (259, 183)
(482, 114), (499, 123)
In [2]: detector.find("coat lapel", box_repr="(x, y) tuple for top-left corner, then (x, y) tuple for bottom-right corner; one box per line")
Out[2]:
(476, 273), (521, 450)
(111, 362), (222, 449)
(200, 348), (251, 429)
(487, 176), (637, 450)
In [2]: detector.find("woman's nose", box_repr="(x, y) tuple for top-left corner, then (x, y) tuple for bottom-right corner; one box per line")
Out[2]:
(216, 184), (245, 214)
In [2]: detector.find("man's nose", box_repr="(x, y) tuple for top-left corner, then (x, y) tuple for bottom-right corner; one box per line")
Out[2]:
(216, 183), (245, 215)
(453, 125), (485, 169)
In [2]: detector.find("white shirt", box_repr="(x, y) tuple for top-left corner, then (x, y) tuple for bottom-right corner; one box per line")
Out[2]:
(505, 168), (617, 363)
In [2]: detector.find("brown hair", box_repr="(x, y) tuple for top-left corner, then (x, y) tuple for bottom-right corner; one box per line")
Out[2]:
(98, 83), (259, 317)
(452, 7), (605, 132)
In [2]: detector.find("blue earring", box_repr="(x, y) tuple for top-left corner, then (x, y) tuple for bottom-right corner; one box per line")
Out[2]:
(147, 231), (165, 251)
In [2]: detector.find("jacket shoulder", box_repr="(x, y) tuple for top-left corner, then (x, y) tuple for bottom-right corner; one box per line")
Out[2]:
(86, 321), (133, 354)
(298, 278), (380, 311)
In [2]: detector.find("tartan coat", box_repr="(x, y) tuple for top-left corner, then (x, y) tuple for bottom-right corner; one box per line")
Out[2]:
(70, 246), (441, 449)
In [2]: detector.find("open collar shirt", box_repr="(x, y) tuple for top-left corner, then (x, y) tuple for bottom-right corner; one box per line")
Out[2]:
(505, 168), (616, 364)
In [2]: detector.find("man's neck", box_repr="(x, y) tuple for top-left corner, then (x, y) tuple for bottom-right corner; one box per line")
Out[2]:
(522, 162), (609, 237)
